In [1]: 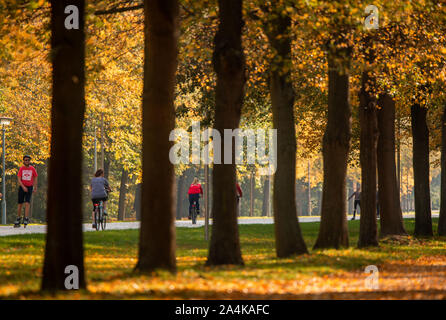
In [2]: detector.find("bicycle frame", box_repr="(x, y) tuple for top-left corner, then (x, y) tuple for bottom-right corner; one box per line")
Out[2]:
(191, 200), (198, 224)
(93, 200), (104, 230)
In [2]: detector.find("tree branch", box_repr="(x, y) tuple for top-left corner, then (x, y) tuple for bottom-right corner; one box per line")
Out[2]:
(94, 4), (143, 16)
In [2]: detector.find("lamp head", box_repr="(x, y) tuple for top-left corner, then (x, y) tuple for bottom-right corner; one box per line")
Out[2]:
(0, 117), (12, 126)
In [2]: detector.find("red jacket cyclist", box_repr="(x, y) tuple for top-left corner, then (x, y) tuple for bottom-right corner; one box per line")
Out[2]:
(188, 177), (203, 219)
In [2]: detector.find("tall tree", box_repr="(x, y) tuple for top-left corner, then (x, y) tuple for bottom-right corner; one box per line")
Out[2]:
(207, 0), (245, 266)
(411, 103), (433, 236)
(357, 53), (379, 248)
(176, 174), (185, 220)
(135, 0), (179, 273)
(377, 93), (406, 237)
(134, 183), (141, 220)
(117, 168), (128, 221)
(42, 0), (86, 291)
(261, 176), (269, 217)
(263, 4), (307, 257)
(439, 103), (446, 236)
(314, 38), (351, 249)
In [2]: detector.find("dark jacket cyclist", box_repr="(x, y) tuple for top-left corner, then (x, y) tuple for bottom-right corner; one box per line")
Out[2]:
(90, 169), (111, 229)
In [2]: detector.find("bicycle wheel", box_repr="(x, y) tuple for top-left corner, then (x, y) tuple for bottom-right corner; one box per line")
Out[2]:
(94, 208), (100, 231)
(192, 204), (197, 224)
(101, 209), (106, 230)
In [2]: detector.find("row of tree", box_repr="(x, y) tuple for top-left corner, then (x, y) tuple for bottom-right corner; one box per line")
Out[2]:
(0, 0), (443, 224)
(0, 0), (444, 291)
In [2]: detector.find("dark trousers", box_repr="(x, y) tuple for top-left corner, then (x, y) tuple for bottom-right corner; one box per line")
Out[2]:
(353, 200), (360, 218)
(189, 194), (200, 216)
(18, 186), (34, 204)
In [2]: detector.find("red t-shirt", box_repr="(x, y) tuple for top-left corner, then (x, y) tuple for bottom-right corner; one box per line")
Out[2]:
(18, 166), (38, 187)
(236, 183), (243, 197)
(188, 183), (203, 195)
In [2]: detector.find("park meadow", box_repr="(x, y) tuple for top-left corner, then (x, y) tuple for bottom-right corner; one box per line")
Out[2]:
(0, 0), (445, 300)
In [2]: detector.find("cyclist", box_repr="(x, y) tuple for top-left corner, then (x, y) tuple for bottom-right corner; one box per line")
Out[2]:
(90, 169), (111, 229)
(15, 155), (38, 227)
(188, 177), (203, 219)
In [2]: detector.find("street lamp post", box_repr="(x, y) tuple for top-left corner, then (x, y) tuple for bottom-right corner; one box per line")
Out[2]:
(1, 117), (12, 225)
(94, 127), (97, 173)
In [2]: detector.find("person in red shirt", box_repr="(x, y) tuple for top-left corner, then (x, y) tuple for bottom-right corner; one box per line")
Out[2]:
(236, 182), (243, 216)
(188, 177), (203, 219)
(236, 182), (243, 199)
(14, 155), (38, 227)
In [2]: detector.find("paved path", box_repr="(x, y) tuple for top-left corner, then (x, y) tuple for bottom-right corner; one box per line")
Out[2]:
(0, 214), (438, 237)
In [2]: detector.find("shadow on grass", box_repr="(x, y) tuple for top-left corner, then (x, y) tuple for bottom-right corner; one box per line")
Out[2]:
(3, 218), (446, 299)
(7, 286), (446, 300)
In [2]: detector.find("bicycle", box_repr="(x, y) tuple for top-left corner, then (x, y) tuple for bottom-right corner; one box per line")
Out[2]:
(191, 200), (198, 225)
(93, 200), (106, 231)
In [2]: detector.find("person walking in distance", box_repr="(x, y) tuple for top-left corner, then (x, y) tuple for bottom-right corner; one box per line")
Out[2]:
(348, 184), (361, 221)
(236, 182), (243, 216)
(14, 155), (38, 228)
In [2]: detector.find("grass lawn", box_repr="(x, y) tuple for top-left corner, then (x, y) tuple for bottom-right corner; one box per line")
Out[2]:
(1, 218), (446, 299)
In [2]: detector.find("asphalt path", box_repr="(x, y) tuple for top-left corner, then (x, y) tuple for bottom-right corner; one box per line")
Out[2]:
(0, 213), (438, 237)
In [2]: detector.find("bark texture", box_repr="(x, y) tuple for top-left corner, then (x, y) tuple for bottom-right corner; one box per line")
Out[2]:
(314, 48), (351, 249)
(377, 93), (406, 237)
(134, 183), (141, 220)
(118, 169), (128, 221)
(411, 103), (433, 236)
(42, 0), (86, 291)
(266, 13), (307, 256)
(135, 0), (179, 272)
(358, 71), (379, 248)
(439, 104), (446, 236)
(176, 174), (185, 220)
(262, 176), (270, 217)
(247, 173), (251, 217)
(207, 0), (245, 265)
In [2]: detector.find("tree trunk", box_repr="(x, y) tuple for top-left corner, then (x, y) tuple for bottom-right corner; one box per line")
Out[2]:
(204, 164), (210, 240)
(439, 104), (446, 235)
(118, 169), (128, 221)
(104, 151), (111, 180)
(314, 48), (351, 249)
(135, 0), (179, 273)
(207, 0), (245, 266)
(411, 103), (433, 236)
(176, 174), (184, 220)
(357, 70), (379, 248)
(265, 11), (307, 257)
(134, 183), (141, 220)
(397, 113), (401, 199)
(296, 180), (303, 216)
(307, 161), (311, 216)
(406, 168), (410, 212)
(377, 93), (406, 237)
(42, 0), (86, 291)
(262, 176), (269, 216)
(347, 178), (353, 215)
(100, 113), (105, 170)
(250, 172), (254, 217)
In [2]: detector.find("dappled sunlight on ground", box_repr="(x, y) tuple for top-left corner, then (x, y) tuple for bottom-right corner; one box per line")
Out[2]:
(2, 222), (446, 299)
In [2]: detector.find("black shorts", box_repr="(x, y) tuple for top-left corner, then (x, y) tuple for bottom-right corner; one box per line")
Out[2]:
(18, 186), (33, 204)
(92, 197), (108, 210)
